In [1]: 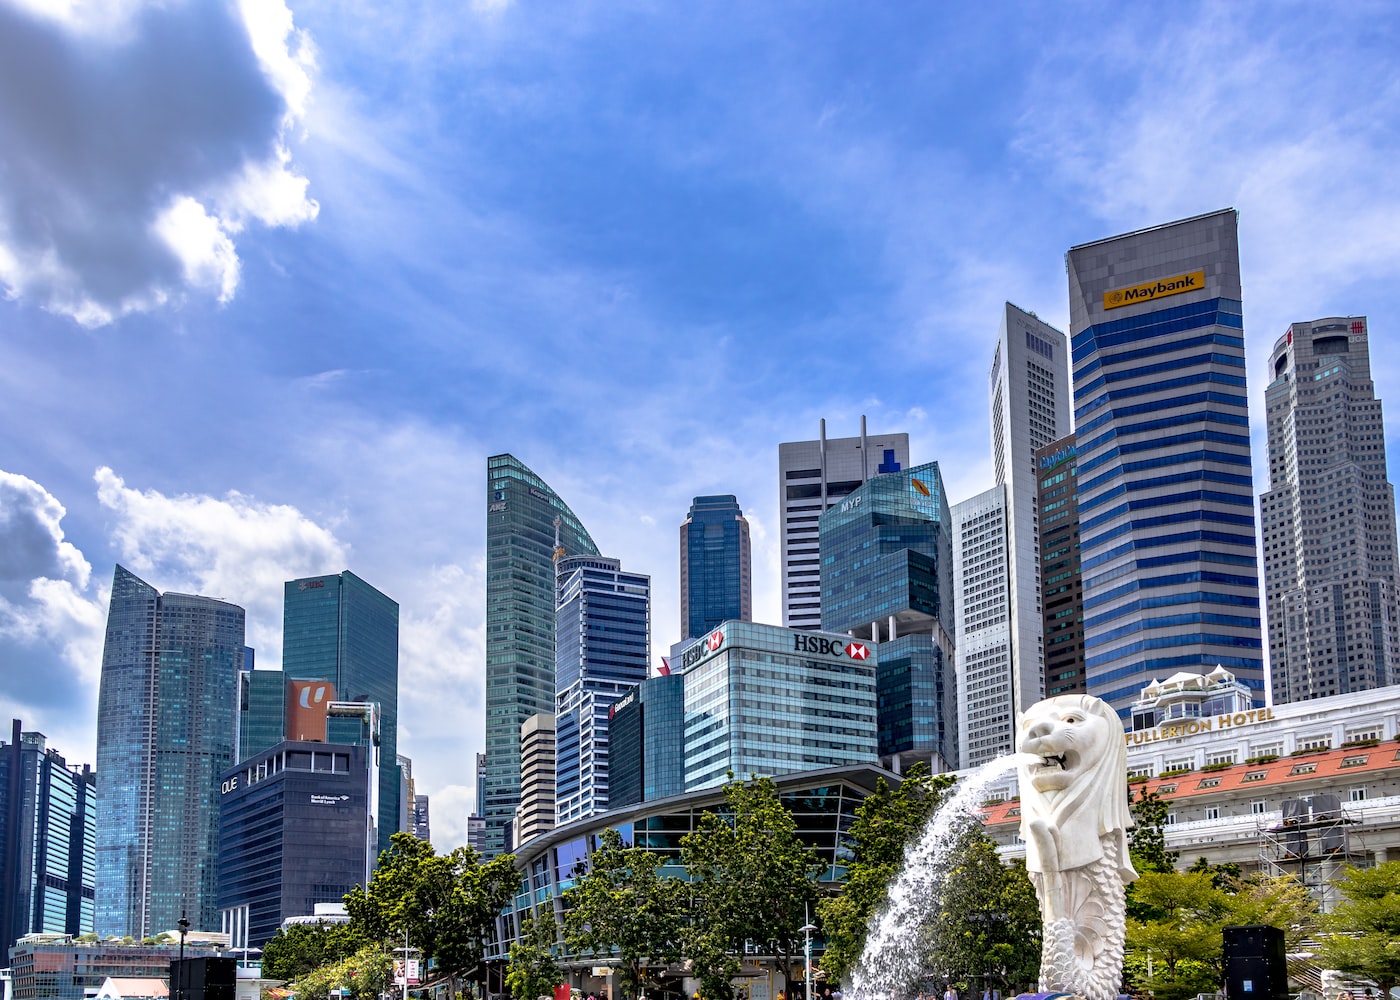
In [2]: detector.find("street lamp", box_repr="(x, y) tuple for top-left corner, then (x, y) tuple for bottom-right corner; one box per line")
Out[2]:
(177, 912), (190, 1000)
(799, 920), (817, 1000)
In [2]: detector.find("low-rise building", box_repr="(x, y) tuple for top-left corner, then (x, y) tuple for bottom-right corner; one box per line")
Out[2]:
(6, 936), (222, 1000)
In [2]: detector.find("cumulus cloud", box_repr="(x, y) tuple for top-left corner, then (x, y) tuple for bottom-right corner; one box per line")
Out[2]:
(0, 470), (91, 596)
(94, 466), (348, 659)
(0, 0), (318, 326)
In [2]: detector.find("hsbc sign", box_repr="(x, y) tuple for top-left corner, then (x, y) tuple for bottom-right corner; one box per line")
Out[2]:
(793, 634), (870, 661)
(682, 630), (725, 670)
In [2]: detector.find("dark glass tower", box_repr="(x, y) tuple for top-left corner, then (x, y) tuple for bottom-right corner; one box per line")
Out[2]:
(820, 462), (958, 771)
(679, 495), (752, 641)
(1, 720), (97, 953)
(283, 571), (399, 855)
(607, 673), (685, 809)
(238, 667), (286, 763)
(95, 566), (244, 937)
(484, 454), (598, 856)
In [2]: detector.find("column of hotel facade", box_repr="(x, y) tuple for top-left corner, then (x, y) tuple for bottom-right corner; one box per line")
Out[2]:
(1066, 210), (1264, 718)
(483, 455), (599, 856)
(1261, 317), (1400, 703)
(952, 486), (1013, 770)
(988, 304), (1073, 738)
(778, 419), (909, 630)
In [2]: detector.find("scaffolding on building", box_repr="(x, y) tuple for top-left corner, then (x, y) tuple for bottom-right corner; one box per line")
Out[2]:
(1258, 793), (1363, 912)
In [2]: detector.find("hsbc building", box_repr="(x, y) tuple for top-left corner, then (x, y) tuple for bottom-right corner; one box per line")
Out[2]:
(670, 620), (879, 791)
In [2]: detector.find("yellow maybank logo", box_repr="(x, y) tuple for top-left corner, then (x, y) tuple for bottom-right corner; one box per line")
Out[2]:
(1103, 269), (1205, 310)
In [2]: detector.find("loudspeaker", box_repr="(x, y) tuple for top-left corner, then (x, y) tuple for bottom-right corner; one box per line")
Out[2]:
(170, 957), (236, 1000)
(1223, 925), (1287, 1000)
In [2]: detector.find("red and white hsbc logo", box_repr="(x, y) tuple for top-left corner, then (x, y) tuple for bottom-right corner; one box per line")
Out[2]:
(707, 630), (724, 652)
(682, 630), (725, 670)
(794, 634), (870, 660)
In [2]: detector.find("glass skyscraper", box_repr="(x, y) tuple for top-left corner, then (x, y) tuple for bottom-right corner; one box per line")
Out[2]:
(1, 720), (97, 953)
(554, 555), (650, 825)
(679, 495), (752, 640)
(283, 571), (399, 855)
(95, 565), (245, 937)
(607, 672), (686, 809)
(819, 461), (957, 771)
(1067, 210), (1264, 719)
(238, 667), (286, 763)
(484, 454), (599, 856)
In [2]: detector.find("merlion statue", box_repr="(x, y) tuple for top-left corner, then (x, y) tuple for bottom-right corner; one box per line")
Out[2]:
(1016, 694), (1138, 1000)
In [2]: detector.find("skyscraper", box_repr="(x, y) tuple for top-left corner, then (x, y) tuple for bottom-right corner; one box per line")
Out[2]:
(988, 303), (1073, 732)
(95, 566), (244, 937)
(1261, 316), (1400, 703)
(1067, 209), (1264, 718)
(237, 667), (286, 763)
(679, 495), (752, 640)
(554, 555), (650, 824)
(283, 571), (399, 855)
(952, 486), (1013, 770)
(820, 461), (957, 771)
(607, 672), (686, 809)
(1, 720), (97, 953)
(513, 713), (555, 847)
(1037, 435), (1087, 698)
(484, 454), (599, 856)
(779, 418), (909, 630)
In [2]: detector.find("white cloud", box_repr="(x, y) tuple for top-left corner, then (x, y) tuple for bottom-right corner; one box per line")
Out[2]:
(93, 466), (349, 661)
(0, 0), (319, 326)
(0, 470), (91, 593)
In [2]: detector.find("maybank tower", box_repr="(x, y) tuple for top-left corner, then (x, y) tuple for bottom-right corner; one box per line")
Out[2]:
(1066, 209), (1264, 720)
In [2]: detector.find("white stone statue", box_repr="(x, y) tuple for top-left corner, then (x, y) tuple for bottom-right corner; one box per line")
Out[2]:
(1016, 694), (1138, 1000)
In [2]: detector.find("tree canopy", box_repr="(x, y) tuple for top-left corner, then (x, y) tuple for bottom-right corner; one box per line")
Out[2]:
(562, 826), (685, 1000)
(344, 832), (520, 998)
(507, 909), (564, 1000)
(260, 921), (359, 982)
(1316, 861), (1400, 997)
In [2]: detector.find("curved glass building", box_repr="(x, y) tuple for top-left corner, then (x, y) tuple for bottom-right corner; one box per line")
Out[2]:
(483, 455), (599, 856)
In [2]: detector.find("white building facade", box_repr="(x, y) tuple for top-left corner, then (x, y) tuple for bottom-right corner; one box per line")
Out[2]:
(953, 485), (1014, 769)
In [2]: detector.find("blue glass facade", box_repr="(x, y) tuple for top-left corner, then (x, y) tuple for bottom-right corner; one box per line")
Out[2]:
(217, 741), (371, 949)
(283, 571), (399, 855)
(1, 721), (97, 952)
(484, 455), (599, 856)
(95, 565), (244, 937)
(607, 672), (686, 809)
(679, 495), (752, 640)
(554, 556), (650, 824)
(238, 668), (286, 763)
(1067, 211), (1264, 719)
(819, 462), (957, 770)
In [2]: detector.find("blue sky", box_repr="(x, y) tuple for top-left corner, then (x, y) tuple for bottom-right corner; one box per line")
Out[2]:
(3, 0), (1400, 849)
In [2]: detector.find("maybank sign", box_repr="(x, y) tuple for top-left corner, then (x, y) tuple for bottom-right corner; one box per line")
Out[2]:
(1103, 270), (1205, 311)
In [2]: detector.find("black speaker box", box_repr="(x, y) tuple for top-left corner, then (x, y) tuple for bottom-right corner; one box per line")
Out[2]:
(1223, 925), (1287, 1000)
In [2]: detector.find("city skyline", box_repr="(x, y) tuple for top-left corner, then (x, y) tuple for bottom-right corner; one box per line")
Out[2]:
(4, 3), (1400, 851)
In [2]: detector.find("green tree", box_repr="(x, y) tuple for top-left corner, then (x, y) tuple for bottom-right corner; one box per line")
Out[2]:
(929, 826), (1042, 996)
(815, 763), (956, 981)
(683, 927), (740, 1000)
(261, 922), (359, 981)
(1222, 872), (1316, 950)
(1124, 870), (1230, 1000)
(562, 827), (685, 1000)
(1315, 861), (1400, 997)
(682, 775), (823, 991)
(290, 943), (393, 1000)
(1128, 786), (1179, 875)
(345, 832), (520, 999)
(506, 910), (564, 1000)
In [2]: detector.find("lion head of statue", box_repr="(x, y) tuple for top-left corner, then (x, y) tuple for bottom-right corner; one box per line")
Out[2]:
(1015, 693), (1136, 880)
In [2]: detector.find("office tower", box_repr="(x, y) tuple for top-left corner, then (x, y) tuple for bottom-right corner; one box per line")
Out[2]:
(1037, 435), (1087, 697)
(1, 721), (97, 952)
(217, 741), (373, 950)
(952, 486), (1013, 770)
(779, 418), (910, 630)
(680, 621), (878, 790)
(608, 672), (686, 809)
(1262, 317), (1400, 703)
(466, 815), (486, 853)
(397, 754), (415, 836)
(820, 461), (957, 771)
(238, 668), (286, 763)
(484, 454), (600, 855)
(680, 495), (753, 640)
(514, 714), (556, 847)
(95, 565), (244, 937)
(554, 555), (650, 824)
(1067, 209), (1264, 718)
(989, 303), (1074, 725)
(283, 570), (399, 855)
(412, 795), (430, 843)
